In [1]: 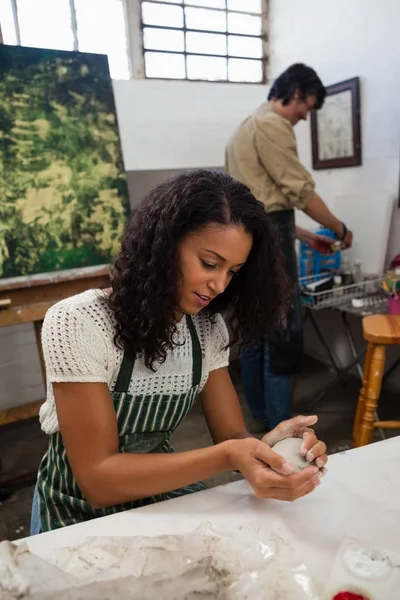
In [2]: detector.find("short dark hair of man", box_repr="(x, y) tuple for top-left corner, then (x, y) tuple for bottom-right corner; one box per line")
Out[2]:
(267, 63), (326, 109)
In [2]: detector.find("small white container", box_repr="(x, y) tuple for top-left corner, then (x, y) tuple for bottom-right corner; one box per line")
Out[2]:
(323, 537), (400, 600)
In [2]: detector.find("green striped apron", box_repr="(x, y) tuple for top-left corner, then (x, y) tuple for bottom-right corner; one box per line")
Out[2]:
(37, 314), (206, 532)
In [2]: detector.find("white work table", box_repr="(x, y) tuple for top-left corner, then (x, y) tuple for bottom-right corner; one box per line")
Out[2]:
(21, 437), (400, 593)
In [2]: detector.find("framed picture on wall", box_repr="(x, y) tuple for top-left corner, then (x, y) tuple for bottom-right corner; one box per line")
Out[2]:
(310, 77), (362, 169)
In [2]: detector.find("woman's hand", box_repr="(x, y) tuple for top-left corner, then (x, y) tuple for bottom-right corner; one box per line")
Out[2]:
(261, 415), (328, 471)
(226, 437), (322, 501)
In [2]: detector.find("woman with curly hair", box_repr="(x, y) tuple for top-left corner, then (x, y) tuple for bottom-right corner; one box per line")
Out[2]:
(31, 169), (327, 533)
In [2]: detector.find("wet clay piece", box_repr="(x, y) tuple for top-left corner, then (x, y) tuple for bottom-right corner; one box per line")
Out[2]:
(272, 437), (311, 472)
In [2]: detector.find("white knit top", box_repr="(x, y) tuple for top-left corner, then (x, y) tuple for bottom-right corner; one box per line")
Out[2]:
(39, 289), (230, 434)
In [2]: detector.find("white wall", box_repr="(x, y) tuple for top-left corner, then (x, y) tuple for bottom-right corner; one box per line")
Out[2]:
(0, 324), (45, 410)
(112, 79), (267, 171)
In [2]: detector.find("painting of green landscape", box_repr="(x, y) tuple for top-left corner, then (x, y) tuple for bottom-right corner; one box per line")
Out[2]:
(0, 45), (129, 279)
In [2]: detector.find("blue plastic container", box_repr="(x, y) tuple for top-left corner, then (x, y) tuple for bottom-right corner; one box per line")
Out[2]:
(298, 228), (341, 277)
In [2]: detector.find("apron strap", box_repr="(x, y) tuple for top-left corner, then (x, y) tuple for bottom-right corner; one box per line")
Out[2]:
(186, 314), (202, 388)
(113, 352), (136, 393)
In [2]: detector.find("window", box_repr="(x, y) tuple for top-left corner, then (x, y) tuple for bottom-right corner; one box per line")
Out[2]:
(0, 0), (130, 79)
(0, 0), (268, 82)
(140, 0), (266, 82)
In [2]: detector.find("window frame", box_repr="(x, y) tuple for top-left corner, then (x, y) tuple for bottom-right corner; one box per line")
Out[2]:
(0, 0), (268, 83)
(138, 0), (269, 84)
(4, 0), (79, 49)
(0, 0), (133, 79)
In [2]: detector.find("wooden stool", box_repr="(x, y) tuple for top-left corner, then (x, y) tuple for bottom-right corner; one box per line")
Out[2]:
(353, 315), (400, 447)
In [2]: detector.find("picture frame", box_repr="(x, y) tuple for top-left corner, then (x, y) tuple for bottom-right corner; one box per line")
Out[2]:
(310, 76), (362, 170)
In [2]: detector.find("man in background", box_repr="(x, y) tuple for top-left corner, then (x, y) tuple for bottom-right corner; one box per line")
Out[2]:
(226, 63), (352, 432)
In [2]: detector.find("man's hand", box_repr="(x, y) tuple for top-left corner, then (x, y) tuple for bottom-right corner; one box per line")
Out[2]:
(296, 226), (334, 254)
(334, 223), (353, 249)
(302, 193), (354, 250)
(342, 228), (353, 249)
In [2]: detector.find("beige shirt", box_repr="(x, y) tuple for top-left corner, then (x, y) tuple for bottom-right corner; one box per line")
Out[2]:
(225, 101), (315, 213)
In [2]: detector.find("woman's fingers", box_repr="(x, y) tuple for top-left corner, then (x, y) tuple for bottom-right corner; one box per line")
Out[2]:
(250, 464), (321, 497)
(232, 437), (326, 504)
(265, 472), (321, 502)
(300, 428), (318, 455)
(307, 442), (328, 466)
(263, 415), (319, 446)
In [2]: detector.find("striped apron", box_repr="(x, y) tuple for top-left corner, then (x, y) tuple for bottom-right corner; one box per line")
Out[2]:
(36, 314), (206, 532)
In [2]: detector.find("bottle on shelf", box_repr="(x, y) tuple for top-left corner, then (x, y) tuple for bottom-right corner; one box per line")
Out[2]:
(333, 274), (343, 296)
(340, 256), (353, 286)
(353, 258), (363, 284)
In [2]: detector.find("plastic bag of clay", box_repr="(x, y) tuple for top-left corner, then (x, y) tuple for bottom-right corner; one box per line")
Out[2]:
(0, 540), (76, 600)
(39, 522), (319, 599)
(322, 536), (400, 600)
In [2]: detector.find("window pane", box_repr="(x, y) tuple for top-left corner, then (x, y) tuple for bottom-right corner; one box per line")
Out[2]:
(228, 12), (261, 35)
(228, 57), (262, 82)
(75, 0), (129, 80)
(187, 55), (226, 81)
(228, 35), (262, 58)
(0, 0), (18, 44)
(227, 0), (262, 13)
(185, 7), (226, 31)
(184, 0), (226, 7)
(145, 51), (186, 79)
(143, 27), (184, 52)
(186, 32), (226, 55)
(17, 0), (74, 50)
(146, 0), (181, 3)
(142, 2), (184, 27)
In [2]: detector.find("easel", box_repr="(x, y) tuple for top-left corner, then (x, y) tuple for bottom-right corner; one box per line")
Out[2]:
(0, 27), (112, 492)
(0, 27), (121, 502)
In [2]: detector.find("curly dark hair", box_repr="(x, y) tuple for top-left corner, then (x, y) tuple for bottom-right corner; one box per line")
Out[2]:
(268, 63), (326, 109)
(110, 169), (291, 370)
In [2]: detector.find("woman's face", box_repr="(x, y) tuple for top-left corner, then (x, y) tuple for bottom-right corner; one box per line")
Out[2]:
(177, 223), (252, 317)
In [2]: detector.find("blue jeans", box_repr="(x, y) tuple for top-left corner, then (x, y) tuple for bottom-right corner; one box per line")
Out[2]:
(30, 484), (41, 535)
(241, 342), (292, 429)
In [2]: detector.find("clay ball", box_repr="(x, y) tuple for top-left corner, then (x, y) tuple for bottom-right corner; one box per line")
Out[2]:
(271, 437), (312, 472)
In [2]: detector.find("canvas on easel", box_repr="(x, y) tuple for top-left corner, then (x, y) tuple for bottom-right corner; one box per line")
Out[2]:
(0, 44), (129, 447)
(0, 44), (129, 280)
